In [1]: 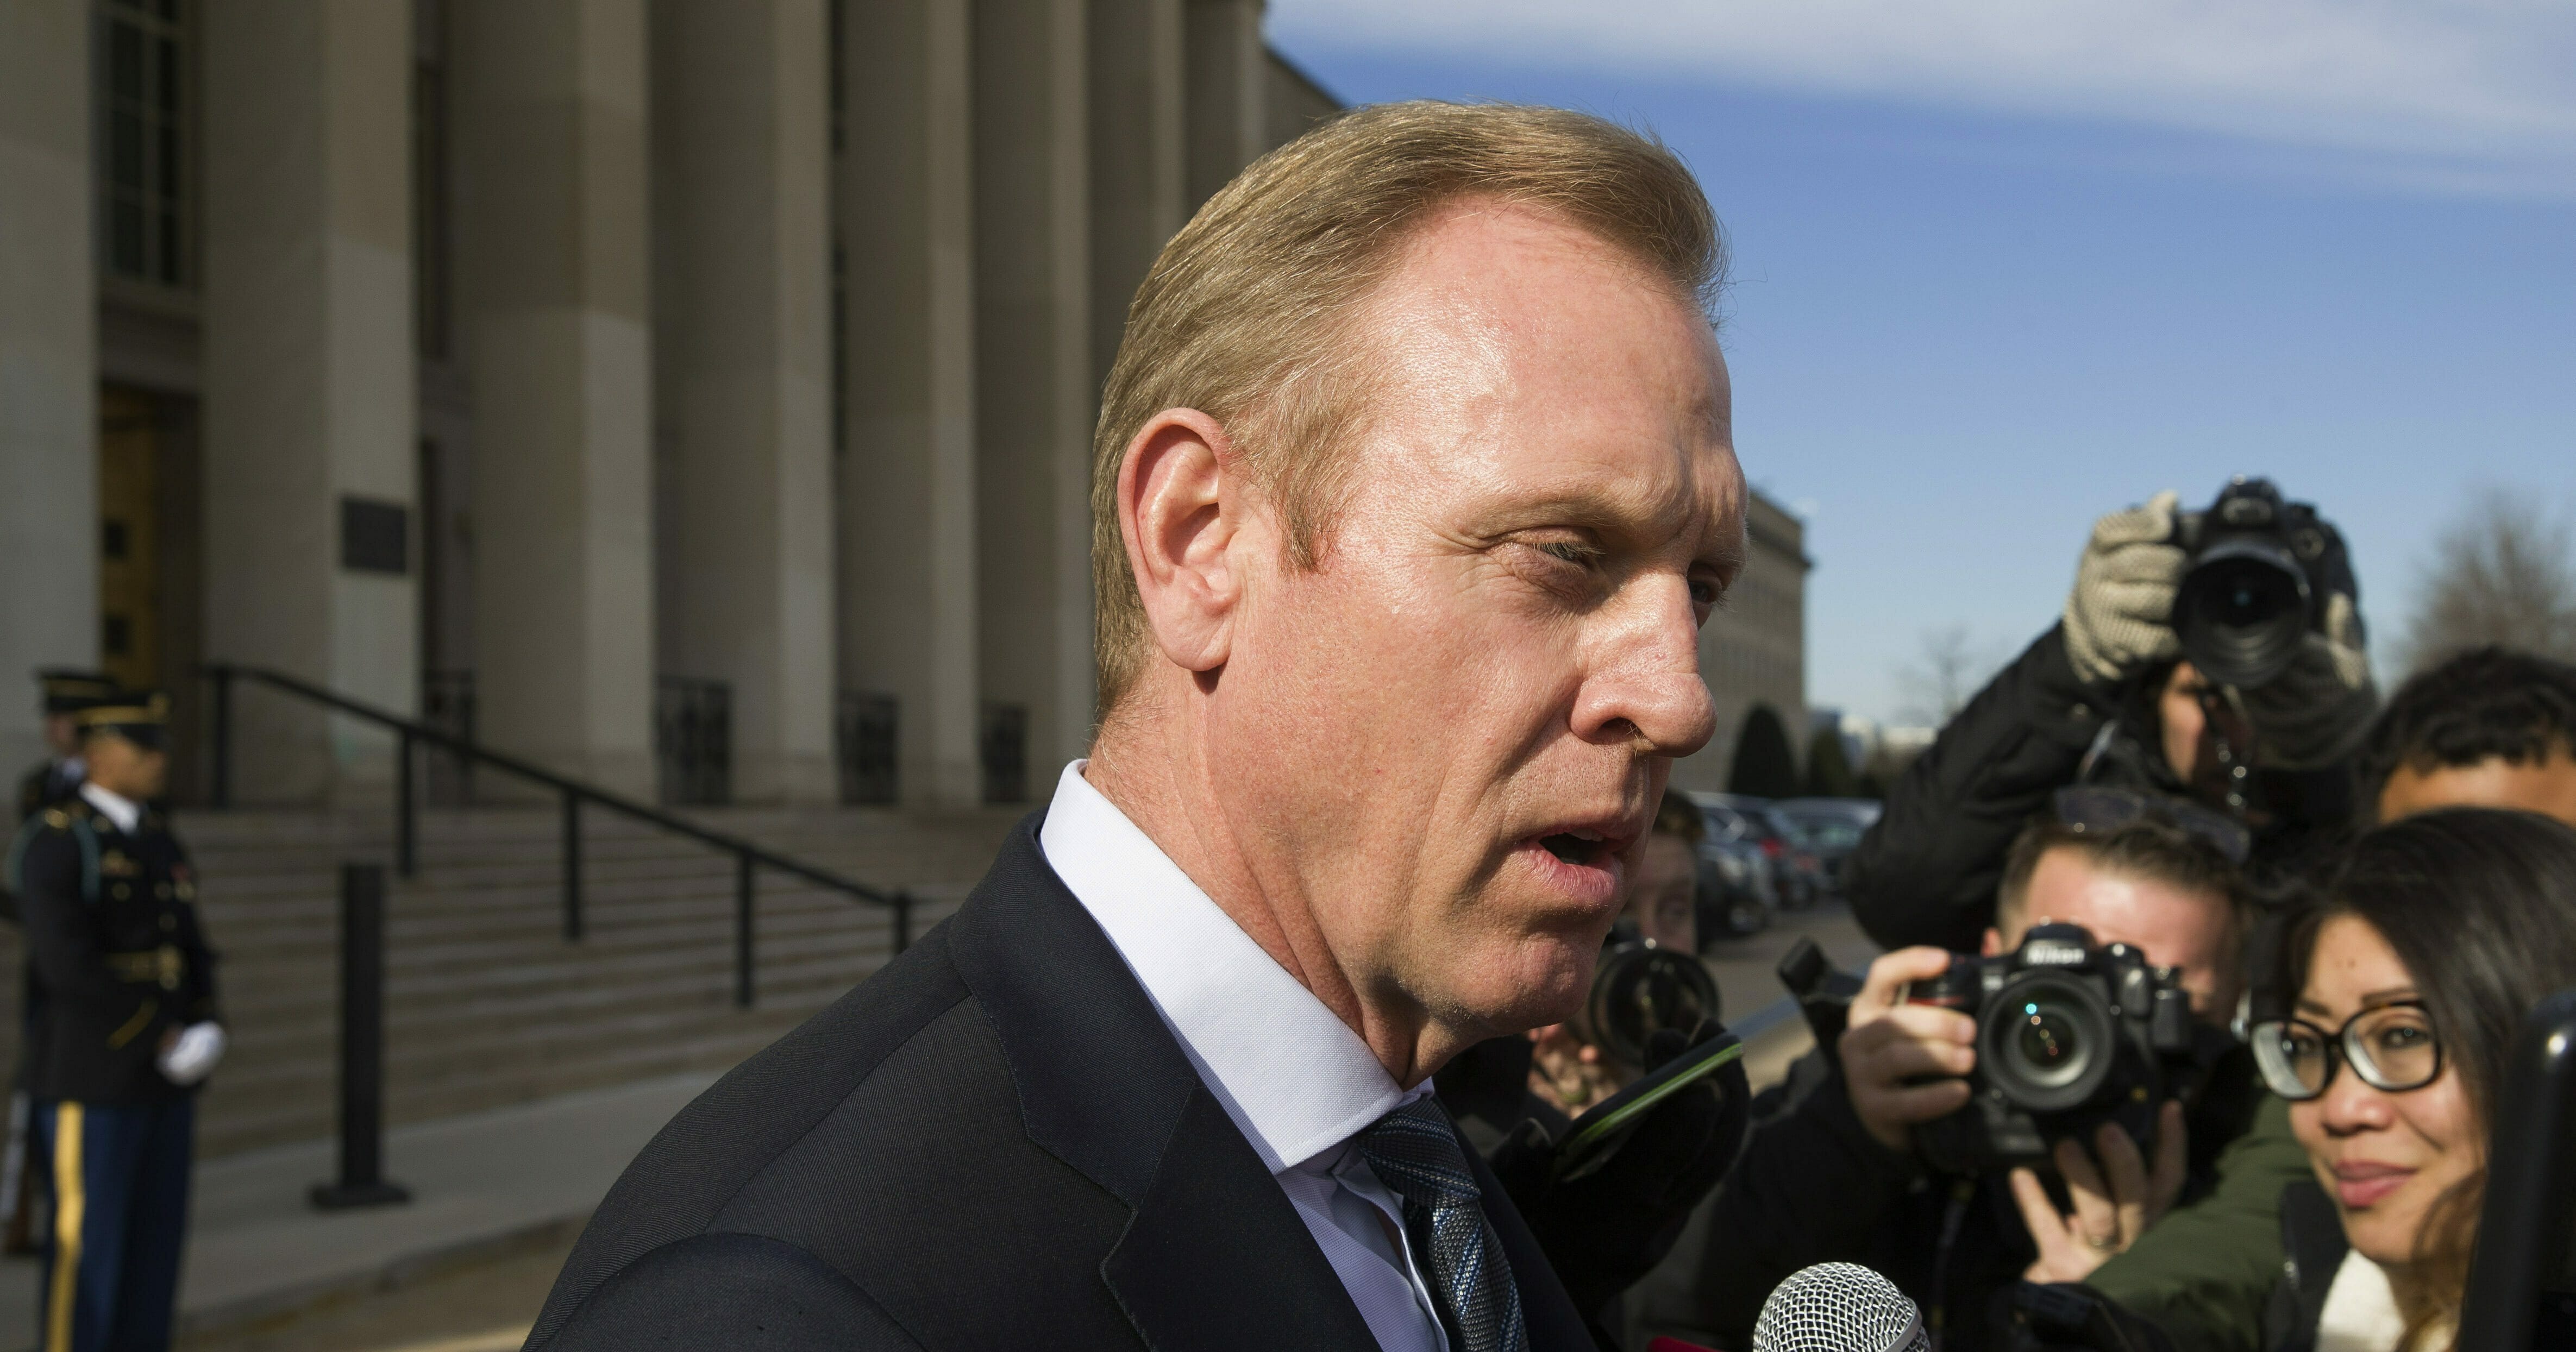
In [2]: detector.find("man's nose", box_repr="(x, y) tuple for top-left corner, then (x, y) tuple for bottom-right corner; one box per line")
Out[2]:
(1572, 583), (1716, 756)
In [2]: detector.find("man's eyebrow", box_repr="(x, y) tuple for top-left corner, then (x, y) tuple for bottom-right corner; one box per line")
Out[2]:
(1471, 490), (1678, 549)
(1702, 520), (1747, 579)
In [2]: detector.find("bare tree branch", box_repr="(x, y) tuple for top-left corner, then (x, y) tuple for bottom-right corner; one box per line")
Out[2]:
(1897, 623), (2004, 725)
(2400, 488), (2576, 675)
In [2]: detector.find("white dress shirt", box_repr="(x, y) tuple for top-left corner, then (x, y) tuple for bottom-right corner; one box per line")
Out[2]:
(1039, 760), (1451, 1352)
(79, 781), (142, 835)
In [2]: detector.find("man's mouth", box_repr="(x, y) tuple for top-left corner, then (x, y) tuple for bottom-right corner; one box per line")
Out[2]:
(1516, 821), (1638, 911)
(1539, 829), (1614, 868)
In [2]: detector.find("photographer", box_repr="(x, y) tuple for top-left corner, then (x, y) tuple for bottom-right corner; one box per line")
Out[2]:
(1439, 793), (1746, 1345)
(1848, 484), (2377, 956)
(1690, 798), (2275, 1350)
(1526, 793), (1707, 1115)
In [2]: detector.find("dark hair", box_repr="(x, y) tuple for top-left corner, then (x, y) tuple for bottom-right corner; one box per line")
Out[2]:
(1996, 814), (2249, 932)
(2358, 646), (2576, 814)
(2276, 808), (2576, 1325)
(1652, 792), (1705, 846)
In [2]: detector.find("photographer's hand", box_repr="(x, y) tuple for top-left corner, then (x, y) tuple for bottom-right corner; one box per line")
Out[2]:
(1527, 1021), (1625, 1114)
(2062, 491), (2188, 687)
(1838, 946), (1976, 1153)
(2009, 1101), (2188, 1283)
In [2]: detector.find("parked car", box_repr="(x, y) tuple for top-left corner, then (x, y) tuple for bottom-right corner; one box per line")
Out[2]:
(1694, 828), (1775, 944)
(1771, 797), (1883, 890)
(1691, 793), (1831, 909)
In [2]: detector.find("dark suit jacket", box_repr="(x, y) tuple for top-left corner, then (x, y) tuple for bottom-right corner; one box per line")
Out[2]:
(525, 815), (1594, 1351)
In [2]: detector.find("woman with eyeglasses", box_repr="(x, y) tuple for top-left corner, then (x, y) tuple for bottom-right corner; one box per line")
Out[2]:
(2249, 807), (2576, 1352)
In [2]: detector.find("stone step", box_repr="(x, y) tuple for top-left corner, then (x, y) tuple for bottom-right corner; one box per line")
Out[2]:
(0, 804), (1011, 1158)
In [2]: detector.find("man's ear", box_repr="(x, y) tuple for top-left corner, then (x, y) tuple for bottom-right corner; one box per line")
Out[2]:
(1117, 408), (1255, 674)
(1980, 926), (2005, 958)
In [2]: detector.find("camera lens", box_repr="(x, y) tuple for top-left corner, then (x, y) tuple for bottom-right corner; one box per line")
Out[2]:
(1980, 973), (2118, 1112)
(2174, 540), (2311, 689)
(1586, 945), (1720, 1068)
(2008, 1001), (2089, 1089)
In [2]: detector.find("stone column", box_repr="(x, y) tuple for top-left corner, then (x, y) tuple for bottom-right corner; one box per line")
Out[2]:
(201, 0), (417, 802)
(450, 0), (656, 796)
(650, 0), (835, 803)
(1086, 0), (1183, 390)
(1182, 0), (1265, 210)
(0, 0), (98, 777)
(974, 0), (1095, 787)
(838, 0), (981, 808)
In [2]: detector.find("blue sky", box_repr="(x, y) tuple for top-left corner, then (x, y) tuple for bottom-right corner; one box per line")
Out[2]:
(1265, 1), (2576, 725)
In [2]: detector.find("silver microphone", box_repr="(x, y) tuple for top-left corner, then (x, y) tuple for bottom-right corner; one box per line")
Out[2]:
(1748, 1262), (1931, 1352)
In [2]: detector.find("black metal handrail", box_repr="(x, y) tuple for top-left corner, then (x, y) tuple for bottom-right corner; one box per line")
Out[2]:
(202, 663), (914, 1006)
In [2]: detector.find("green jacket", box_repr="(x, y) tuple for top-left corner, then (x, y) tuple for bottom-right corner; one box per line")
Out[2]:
(2088, 1093), (2310, 1352)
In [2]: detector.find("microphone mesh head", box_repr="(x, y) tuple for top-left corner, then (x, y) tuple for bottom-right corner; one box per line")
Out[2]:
(1749, 1262), (1927, 1352)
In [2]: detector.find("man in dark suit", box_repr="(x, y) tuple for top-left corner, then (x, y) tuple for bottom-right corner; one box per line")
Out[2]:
(529, 99), (1748, 1352)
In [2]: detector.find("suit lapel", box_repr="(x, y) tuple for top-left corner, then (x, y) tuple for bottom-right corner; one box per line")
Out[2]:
(944, 819), (1382, 1352)
(1104, 1088), (1387, 1351)
(1467, 1130), (1596, 1352)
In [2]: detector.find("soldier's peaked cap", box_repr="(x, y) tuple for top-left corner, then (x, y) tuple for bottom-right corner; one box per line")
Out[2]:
(75, 689), (170, 745)
(37, 668), (117, 715)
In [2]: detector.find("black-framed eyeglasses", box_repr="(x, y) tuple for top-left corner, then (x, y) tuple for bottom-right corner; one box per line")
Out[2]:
(2052, 785), (2252, 864)
(2249, 999), (2444, 1101)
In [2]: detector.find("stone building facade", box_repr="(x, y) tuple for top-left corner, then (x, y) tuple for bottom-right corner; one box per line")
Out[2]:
(1671, 490), (1809, 793)
(0, 0), (1801, 811)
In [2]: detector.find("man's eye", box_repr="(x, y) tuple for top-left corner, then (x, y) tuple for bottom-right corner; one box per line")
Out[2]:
(1536, 540), (1596, 565)
(1690, 579), (1721, 607)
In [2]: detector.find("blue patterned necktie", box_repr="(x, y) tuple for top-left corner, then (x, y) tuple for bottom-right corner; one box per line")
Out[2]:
(1354, 1097), (1531, 1352)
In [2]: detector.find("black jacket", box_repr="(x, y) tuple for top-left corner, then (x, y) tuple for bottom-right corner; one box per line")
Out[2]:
(1690, 1052), (2028, 1350)
(5, 801), (220, 1105)
(2258, 1182), (2347, 1352)
(1689, 1045), (2264, 1352)
(525, 815), (1596, 1352)
(1847, 625), (2353, 955)
(1848, 626), (2130, 952)
(16, 759), (82, 823)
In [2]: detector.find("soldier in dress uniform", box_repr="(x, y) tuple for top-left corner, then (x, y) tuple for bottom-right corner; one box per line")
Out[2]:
(3, 671), (114, 1254)
(4, 691), (223, 1352)
(15, 671), (116, 825)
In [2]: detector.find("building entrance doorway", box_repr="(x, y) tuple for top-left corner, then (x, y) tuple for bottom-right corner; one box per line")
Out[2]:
(95, 385), (204, 799)
(97, 388), (162, 693)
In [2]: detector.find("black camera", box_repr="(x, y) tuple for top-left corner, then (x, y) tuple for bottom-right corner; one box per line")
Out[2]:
(1903, 923), (2196, 1174)
(2170, 477), (2350, 690)
(1580, 921), (1721, 1070)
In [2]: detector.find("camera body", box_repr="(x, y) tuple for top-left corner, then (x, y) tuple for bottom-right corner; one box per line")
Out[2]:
(1905, 922), (2196, 1175)
(1581, 920), (1721, 1070)
(2170, 477), (2350, 690)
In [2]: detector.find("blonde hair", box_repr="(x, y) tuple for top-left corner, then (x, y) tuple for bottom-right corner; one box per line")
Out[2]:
(1088, 100), (1725, 719)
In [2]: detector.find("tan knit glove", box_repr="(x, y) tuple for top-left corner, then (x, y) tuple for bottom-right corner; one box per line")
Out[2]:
(2062, 491), (2188, 687)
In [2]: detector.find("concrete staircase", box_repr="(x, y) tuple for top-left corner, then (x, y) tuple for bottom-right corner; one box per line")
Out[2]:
(0, 802), (1023, 1159)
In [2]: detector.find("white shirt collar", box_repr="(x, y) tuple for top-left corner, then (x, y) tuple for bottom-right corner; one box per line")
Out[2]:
(1038, 760), (1420, 1174)
(79, 782), (142, 835)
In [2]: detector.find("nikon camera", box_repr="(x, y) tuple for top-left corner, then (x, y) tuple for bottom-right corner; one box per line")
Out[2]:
(2169, 476), (2354, 690)
(1903, 923), (2196, 1175)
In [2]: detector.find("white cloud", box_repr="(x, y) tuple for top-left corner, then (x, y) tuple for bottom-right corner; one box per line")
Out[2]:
(1267, 1), (2576, 194)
